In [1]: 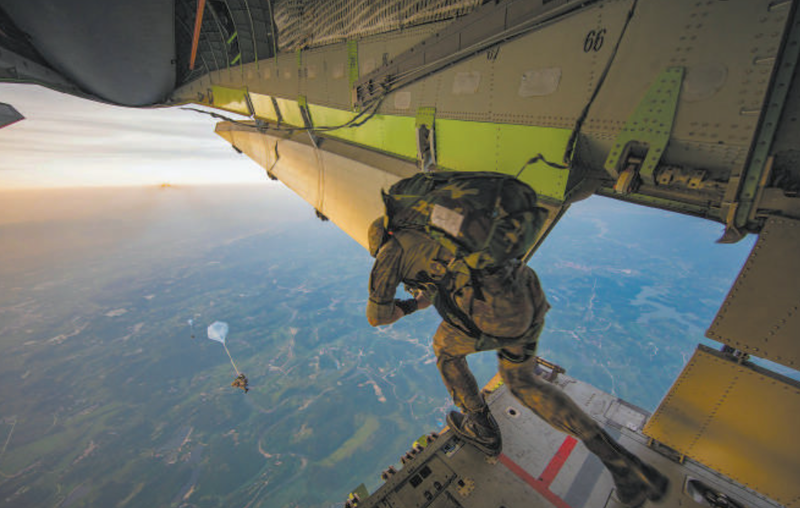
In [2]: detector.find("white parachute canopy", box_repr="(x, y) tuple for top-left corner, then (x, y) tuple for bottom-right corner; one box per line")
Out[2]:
(207, 321), (229, 344)
(206, 321), (240, 376)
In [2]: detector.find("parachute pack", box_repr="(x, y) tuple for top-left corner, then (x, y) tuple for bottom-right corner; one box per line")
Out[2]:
(382, 171), (548, 270)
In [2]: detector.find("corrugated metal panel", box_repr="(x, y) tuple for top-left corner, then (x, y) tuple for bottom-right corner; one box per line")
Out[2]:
(644, 345), (800, 508)
(706, 216), (800, 369)
(272, 0), (481, 51)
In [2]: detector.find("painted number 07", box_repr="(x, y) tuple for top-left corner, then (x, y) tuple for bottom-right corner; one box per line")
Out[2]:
(583, 29), (606, 52)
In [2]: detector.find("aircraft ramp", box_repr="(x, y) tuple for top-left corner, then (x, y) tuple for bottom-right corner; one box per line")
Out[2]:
(351, 364), (785, 508)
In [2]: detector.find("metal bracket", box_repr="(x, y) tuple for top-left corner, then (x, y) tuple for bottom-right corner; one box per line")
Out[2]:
(720, 345), (751, 364)
(685, 478), (746, 508)
(344, 483), (368, 508)
(604, 67), (685, 185)
(456, 477), (475, 497)
(347, 40), (359, 108)
(243, 91), (256, 118)
(415, 107), (436, 172)
(717, 201), (746, 244)
(534, 357), (566, 382)
(734, 2), (800, 230)
(352, 0), (591, 108)
(613, 154), (643, 194)
(656, 165), (709, 190)
(298, 95), (319, 147)
(270, 96), (284, 126)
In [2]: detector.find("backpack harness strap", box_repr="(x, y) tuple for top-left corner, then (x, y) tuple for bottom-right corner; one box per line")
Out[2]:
(434, 262), (540, 352)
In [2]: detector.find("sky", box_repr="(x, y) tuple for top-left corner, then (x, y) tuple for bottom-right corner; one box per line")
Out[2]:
(0, 84), (268, 189)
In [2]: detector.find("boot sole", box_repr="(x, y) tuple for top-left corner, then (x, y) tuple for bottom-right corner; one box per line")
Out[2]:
(446, 412), (502, 457)
(643, 463), (669, 503)
(617, 463), (670, 507)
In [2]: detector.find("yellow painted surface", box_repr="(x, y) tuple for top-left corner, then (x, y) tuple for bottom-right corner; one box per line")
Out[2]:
(310, 104), (417, 160)
(215, 122), (415, 250)
(274, 97), (305, 127)
(215, 123), (273, 170)
(211, 86), (250, 116)
(210, 91), (571, 201)
(437, 119), (572, 200)
(645, 345), (800, 507)
(249, 92), (278, 121)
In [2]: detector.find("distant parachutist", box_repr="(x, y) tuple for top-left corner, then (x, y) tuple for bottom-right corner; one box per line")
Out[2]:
(231, 373), (249, 393)
(207, 321), (247, 392)
(188, 318), (195, 339)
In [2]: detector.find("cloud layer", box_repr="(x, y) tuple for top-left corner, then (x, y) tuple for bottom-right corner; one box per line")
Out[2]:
(0, 84), (268, 188)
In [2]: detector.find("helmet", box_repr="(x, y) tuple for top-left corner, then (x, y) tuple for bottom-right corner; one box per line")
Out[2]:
(368, 216), (390, 257)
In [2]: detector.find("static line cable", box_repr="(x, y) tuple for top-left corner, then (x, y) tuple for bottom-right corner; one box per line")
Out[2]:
(562, 0), (639, 165)
(384, 0), (602, 92)
(266, 141), (280, 179)
(223, 343), (241, 376)
(515, 154), (569, 179)
(181, 93), (386, 135)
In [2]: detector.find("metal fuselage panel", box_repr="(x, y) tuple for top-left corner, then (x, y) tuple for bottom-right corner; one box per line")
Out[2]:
(215, 122), (419, 249)
(357, 371), (784, 508)
(175, 0), (800, 228)
(215, 120), (568, 255)
(644, 345), (800, 508)
(707, 216), (800, 369)
(192, 3), (800, 506)
(1, 0), (177, 106)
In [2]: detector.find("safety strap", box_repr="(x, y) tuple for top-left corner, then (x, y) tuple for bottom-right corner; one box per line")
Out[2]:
(433, 266), (540, 351)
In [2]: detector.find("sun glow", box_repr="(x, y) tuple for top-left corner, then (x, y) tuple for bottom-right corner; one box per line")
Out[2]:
(0, 84), (269, 189)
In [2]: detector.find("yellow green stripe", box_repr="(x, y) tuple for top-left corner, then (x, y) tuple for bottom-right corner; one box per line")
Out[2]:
(208, 86), (572, 200)
(211, 85), (250, 115)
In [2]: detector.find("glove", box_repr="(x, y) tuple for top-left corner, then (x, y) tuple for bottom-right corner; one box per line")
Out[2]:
(394, 298), (419, 316)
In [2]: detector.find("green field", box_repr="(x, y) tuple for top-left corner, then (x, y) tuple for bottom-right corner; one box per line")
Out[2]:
(0, 186), (757, 507)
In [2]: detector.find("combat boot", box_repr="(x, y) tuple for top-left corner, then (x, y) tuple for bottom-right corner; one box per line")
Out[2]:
(447, 408), (502, 456)
(584, 431), (669, 507)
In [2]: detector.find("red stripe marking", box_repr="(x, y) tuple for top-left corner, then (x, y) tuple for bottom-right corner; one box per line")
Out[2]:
(499, 454), (573, 508)
(498, 436), (578, 508)
(539, 436), (578, 487)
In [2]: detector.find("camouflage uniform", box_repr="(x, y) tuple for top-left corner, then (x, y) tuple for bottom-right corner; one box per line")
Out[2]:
(367, 229), (604, 441)
(367, 217), (669, 506)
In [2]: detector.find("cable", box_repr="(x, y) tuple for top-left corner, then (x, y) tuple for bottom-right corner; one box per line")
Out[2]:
(515, 154), (569, 179)
(223, 343), (240, 376)
(375, 0), (604, 96)
(562, 0), (639, 165)
(181, 92), (386, 135)
(513, 1), (639, 177)
(189, 0), (636, 176)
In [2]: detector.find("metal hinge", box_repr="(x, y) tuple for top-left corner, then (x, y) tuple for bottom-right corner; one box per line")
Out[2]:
(534, 357), (566, 382)
(613, 154), (643, 194)
(604, 67), (685, 187)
